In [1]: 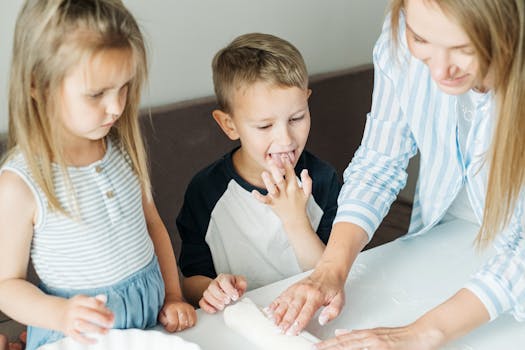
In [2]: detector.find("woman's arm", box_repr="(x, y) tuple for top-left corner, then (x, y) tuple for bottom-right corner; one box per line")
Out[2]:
(315, 288), (489, 350)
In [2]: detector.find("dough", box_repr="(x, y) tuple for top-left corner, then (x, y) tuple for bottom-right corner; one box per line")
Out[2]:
(38, 329), (201, 350)
(223, 297), (319, 350)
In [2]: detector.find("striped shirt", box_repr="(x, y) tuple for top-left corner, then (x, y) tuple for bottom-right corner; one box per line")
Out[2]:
(335, 14), (525, 321)
(1, 138), (154, 289)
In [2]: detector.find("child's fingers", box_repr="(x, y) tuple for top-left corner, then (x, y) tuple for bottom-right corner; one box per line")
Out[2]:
(252, 189), (271, 204)
(300, 169), (312, 196)
(261, 172), (279, 196)
(216, 275), (240, 301)
(269, 163), (286, 190)
(202, 287), (227, 310)
(282, 156), (297, 188)
(70, 329), (98, 345)
(199, 298), (219, 314)
(233, 275), (248, 295)
(176, 309), (196, 331)
(73, 318), (110, 335)
(78, 306), (114, 329)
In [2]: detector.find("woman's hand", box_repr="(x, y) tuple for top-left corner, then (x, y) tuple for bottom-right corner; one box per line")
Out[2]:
(199, 274), (247, 314)
(266, 267), (346, 335)
(59, 294), (114, 344)
(158, 296), (197, 332)
(314, 324), (444, 350)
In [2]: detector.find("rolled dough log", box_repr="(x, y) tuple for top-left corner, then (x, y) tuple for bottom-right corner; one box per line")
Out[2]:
(223, 297), (319, 350)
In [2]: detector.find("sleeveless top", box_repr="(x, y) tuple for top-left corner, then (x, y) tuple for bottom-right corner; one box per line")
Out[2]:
(1, 138), (155, 289)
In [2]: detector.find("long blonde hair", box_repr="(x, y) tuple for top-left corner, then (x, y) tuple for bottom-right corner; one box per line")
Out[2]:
(390, 0), (525, 245)
(8, 0), (151, 214)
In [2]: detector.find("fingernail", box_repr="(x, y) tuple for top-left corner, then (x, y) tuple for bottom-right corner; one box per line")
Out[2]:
(334, 329), (351, 336)
(231, 294), (238, 301)
(263, 307), (271, 316)
(319, 314), (328, 326)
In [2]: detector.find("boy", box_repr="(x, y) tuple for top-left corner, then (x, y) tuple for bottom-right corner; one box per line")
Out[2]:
(177, 33), (341, 313)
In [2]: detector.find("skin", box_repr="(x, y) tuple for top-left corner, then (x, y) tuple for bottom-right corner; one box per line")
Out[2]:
(0, 47), (195, 345)
(267, 0), (493, 348)
(182, 81), (326, 313)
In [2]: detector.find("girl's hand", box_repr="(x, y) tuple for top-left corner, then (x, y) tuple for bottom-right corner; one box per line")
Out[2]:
(158, 298), (197, 332)
(199, 274), (247, 314)
(253, 155), (312, 223)
(59, 294), (114, 344)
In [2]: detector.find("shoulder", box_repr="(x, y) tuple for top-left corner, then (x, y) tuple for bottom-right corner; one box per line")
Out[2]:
(0, 169), (36, 224)
(373, 12), (411, 76)
(187, 154), (232, 192)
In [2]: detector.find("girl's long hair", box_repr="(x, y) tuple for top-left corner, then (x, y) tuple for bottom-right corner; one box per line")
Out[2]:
(389, 0), (525, 246)
(8, 0), (151, 214)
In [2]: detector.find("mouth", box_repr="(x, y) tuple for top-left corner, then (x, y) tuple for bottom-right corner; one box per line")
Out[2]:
(267, 150), (296, 168)
(101, 121), (115, 128)
(438, 74), (469, 87)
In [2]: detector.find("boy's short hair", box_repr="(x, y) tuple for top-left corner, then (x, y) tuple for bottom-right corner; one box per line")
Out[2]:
(212, 33), (308, 113)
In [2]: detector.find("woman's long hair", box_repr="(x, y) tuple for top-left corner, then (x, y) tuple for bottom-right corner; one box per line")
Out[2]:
(390, 0), (525, 246)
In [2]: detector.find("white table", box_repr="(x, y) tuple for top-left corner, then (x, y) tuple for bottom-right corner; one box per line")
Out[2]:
(179, 219), (525, 349)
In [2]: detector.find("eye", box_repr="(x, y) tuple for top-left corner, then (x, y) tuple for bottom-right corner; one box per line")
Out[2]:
(88, 91), (104, 99)
(290, 115), (305, 122)
(257, 124), (271, 130)
(412, 34), (426, 44)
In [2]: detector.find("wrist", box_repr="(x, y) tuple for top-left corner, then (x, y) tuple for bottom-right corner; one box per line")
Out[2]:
(411, 317), (447, 349)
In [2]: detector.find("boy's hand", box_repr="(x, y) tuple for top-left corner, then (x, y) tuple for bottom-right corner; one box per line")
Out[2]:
(253, 155), (312, 223)
(59, 294), (114, 344)
(158, 297), (197, 332)
(199, 274), (247, 314)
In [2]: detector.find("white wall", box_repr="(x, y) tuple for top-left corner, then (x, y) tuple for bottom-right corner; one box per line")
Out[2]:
(0, 0), (388, 133)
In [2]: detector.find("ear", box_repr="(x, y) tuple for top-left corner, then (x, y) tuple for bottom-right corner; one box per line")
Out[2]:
(306, 88), (312, 99)
(212, 109), (240, 141)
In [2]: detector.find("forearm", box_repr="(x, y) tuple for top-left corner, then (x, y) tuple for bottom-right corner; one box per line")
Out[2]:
(182, 275), (213, 307)
(313, 222), (369, 284)
(150, 229), (184, 301)
(0, 278), (65, 330)
(283, 216), (325, 270)
(413, 288), (490, 347)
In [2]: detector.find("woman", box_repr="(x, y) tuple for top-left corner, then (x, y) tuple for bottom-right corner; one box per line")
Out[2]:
(266, 0), (525, 348)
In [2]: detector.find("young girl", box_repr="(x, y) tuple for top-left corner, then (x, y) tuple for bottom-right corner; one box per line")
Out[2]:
(0, 1), (196, 350)
(268, 0), (525, 349)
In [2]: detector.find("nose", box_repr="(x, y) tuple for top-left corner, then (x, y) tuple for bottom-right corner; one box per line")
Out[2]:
(106, 91), (126, 118)
(274, 123), (293, 146)
(428, 49), (457, 81)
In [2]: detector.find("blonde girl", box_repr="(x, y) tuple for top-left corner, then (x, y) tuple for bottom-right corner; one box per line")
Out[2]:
(266, 0), (525, 349)
(0, 1), (196, 349)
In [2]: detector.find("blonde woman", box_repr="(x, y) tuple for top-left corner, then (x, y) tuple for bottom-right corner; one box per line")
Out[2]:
(0, 1), (196, 349)
(267, 0), (525, 349)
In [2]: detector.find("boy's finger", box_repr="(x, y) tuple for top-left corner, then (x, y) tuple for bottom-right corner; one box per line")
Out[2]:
(234, 275), (248, 295)
(251, 190), (271, 204)
(300, 169), (312, 196)
(202, 288), (226, 310)
(199, 298), (218, 314)
(217, 278), (239, 302)
(269, 164), (286, 190)
(262, 172), (279, 196)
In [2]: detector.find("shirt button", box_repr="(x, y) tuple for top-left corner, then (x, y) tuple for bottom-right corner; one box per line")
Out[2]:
(106, 190), (115, 199)
(95, 166), (103, 173)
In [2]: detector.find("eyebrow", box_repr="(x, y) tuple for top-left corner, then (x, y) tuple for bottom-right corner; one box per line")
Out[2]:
(251, 107), (307, 122)
(406, 23), (471, 50)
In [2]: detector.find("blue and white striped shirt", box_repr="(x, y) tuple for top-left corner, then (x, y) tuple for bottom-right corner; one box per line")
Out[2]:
(335, 15), (525, 321)
(2, 138), (155, 289)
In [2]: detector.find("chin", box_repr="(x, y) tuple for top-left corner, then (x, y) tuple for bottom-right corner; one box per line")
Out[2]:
(437, 83), (472, 96)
